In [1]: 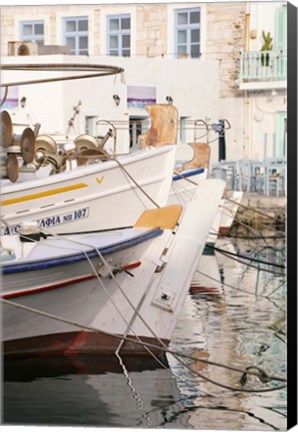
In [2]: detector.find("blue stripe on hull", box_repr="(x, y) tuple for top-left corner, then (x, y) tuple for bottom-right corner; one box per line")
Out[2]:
(2, 228), (163, 275)
(172, 168), (205, 182)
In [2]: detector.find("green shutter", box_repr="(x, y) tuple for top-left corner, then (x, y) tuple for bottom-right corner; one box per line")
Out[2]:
(275, 6), (287, 51)
(276, 112), (287, 158)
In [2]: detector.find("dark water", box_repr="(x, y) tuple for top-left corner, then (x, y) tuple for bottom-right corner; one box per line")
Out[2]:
(1, 237), (287, 430)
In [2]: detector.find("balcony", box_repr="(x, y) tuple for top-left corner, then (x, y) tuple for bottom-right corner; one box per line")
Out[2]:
(239, 50), (287, 91)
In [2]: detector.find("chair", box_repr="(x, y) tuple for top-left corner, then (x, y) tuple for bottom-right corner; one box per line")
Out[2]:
(236, 160), (251, 192)
(263, 157), (286, 196)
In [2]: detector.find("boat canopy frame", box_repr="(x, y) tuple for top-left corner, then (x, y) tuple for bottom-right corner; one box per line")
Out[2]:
(0, 62), (125, 106)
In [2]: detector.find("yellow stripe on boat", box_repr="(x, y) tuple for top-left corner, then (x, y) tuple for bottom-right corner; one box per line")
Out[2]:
(1, 183), (88, 206)
(134, 205), (183, 230)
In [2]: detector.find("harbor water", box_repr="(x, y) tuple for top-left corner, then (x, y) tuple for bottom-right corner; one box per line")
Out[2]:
(2, 234), (286, 430)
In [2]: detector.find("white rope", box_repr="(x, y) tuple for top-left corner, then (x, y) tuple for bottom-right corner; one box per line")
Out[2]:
(40, 229), (168, 360)
(1, 298), (286, 392)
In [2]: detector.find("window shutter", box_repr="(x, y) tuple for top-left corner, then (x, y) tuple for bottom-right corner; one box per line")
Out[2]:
(275, 6), (287, 51)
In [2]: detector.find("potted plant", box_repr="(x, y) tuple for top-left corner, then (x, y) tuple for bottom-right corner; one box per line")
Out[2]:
(261, 31), (273, 66)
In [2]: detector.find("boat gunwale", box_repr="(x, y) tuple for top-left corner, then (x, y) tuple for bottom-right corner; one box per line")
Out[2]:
(1, 227), (163, 275)
(1, 145), (176, 194)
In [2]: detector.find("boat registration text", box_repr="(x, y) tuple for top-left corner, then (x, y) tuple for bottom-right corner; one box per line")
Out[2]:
(1, 207), (90, 235)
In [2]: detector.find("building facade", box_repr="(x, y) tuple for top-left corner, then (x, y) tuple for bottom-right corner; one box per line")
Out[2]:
(0, 2), (287, 161)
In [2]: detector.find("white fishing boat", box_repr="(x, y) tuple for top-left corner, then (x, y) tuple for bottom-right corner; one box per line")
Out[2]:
(1, 178), (225, 358)
(1, 143), (176, 235)
(139, 104), (242, 237)
(1, 64), (178, 236)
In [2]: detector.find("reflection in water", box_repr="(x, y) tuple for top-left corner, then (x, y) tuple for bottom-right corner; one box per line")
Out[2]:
(3, 355), (187, 427)
(3, 238), (286, 430)
(169, 237), (286, 431)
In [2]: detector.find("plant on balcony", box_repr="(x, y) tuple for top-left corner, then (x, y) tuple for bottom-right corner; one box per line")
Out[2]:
(260, 31), (273, 66)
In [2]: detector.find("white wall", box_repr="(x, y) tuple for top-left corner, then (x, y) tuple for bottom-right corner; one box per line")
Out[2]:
(2, 54), (221, 159)
(248, 2), (286, 52)
(219, 90), (286, 161)
(219, 97), (245, 161)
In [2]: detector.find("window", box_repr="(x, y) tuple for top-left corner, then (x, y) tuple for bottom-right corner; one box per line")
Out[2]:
(179, 117), (188, 143)
(175, 8), (201, 58)
(20, 21), (44, 45)
(63, 17), (88, 55)
(129, 117), (149, 150)
(107, 15), (131, 57)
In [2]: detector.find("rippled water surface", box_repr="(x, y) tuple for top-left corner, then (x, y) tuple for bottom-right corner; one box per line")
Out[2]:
(2, 236), (287, 430)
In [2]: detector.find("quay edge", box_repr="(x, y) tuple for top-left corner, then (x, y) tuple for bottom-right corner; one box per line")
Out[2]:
(231, 192), (286, 231)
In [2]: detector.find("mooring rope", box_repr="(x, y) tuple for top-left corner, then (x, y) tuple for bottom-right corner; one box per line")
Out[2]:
(39, 229), (171, 363)
(115, 352), (153, 426)
(1, 298), (287, 393)
(1, 212), (286, 394)
(219, 202), (285, 238)
(212, 248), (286, 277)
(11, 228), (166, 364)
(3, 226), (288, 391)
(207, 244), (286, 269)
(208, 231), (285, 240)
(109, 150), (160, 208)
(219, 204), (282, 239)
(194, 268), (270, 300)
(2, 228), (288, 391)
(170, 172), (285, 236)
(1, 230), (286, 391)
(226, 196), (278, 220)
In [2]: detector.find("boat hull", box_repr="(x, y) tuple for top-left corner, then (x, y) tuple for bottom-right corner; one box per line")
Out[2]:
(2, 232), (171, 358)
(2, 227), (168, 357)
(1, 145), (176, 235)
(2, 179), (226, 359)
(219, 190), (243, 234)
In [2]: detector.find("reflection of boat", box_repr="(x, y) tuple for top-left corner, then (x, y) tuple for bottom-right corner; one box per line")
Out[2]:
(219, 191), (243, 235)
(1, 178), (225, 358)
(190, 252), (223, 295)
(3, 355), (184, 427)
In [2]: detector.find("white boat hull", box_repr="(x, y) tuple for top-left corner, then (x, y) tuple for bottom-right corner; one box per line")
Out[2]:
(2, 179), (225, 358)
(219, 190), (243, 234)
(1, 145), (176, 235)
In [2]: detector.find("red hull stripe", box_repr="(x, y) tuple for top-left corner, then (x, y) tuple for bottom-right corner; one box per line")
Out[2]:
(121, 261), (141, 270)
(2, 274), (97, 299)
(2, 261), (142, 299)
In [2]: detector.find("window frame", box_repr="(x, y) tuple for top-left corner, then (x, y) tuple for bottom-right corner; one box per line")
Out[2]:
(20, 20), (45, 45)
(62, 16), (89, 56)
(107, 14), (131, 57)
(174, 8), (201, 59)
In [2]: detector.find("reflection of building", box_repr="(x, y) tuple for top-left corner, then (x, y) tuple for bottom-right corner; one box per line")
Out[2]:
(1, 2), (287, 160)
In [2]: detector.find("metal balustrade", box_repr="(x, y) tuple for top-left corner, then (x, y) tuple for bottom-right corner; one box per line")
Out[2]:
(239, 50), (287, 82)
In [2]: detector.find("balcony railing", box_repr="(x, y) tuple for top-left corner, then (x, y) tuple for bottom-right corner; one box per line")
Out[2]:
(239, 50), (287, 83)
